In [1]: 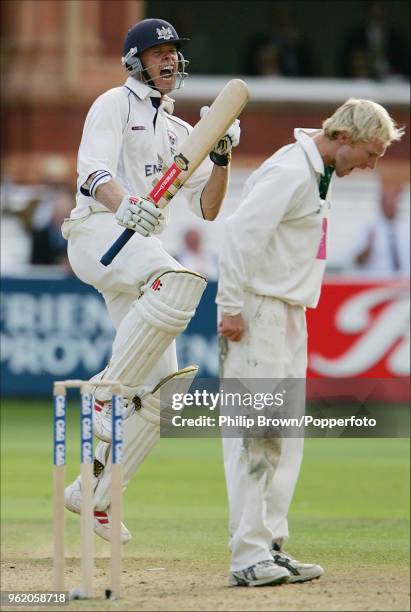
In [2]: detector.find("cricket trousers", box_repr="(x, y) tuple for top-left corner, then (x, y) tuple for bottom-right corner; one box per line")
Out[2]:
(219, 291), (307, 572)
(65, 211), (185, 390)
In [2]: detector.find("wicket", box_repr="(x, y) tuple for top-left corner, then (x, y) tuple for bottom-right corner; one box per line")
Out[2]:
(52, 379), (124, 599)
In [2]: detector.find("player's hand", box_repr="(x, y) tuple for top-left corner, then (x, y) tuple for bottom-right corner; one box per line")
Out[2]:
(218, 313), (245, 342)
(115, 195), (164, 237)
(200, 106), (241, 167)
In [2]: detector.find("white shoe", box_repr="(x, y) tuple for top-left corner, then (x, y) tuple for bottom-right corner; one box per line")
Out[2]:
(271, 544), (324, 583)
(230, 559), (290, 587)
(64, 477), (131, 544)
(93, 398), (134, 443)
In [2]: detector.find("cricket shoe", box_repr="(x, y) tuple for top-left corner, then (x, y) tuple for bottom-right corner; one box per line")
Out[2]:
(229, 559), (290, 587)
(64, 476), (131, 544)
(93, 397), (135, 443)
(271, 543), (324, 583)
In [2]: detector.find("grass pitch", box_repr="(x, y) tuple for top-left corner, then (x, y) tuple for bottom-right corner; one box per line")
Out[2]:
(1, 400), (409, 611)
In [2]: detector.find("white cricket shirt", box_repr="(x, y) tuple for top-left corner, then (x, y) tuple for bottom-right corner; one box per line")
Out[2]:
(71, 76), (213, 224)
(217, 128), (331, 313)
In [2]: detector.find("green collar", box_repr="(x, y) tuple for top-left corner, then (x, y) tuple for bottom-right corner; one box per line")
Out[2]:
(319, 166), (334, 200)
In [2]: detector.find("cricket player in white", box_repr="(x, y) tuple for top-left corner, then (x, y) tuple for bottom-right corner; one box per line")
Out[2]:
(217, 99), (403, 586)
(63, 18), (240, 542)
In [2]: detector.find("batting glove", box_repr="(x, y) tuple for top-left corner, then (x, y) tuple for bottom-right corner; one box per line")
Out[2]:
(200, 106), (241, 167)
(115, 195), (164, 237)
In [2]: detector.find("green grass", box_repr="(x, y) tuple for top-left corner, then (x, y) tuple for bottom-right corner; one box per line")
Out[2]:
(1, 400), (409, 571)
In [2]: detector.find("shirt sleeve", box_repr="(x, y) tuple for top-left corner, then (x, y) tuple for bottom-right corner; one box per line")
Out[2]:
(216, 164), (306, 315)
(77, 90), (127, 198)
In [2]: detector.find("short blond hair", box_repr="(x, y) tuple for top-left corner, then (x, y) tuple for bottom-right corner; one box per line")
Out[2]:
(323, 98), (404, 146)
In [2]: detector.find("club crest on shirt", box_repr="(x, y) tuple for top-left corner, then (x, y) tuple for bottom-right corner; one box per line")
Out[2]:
(168, 130), (177, 147)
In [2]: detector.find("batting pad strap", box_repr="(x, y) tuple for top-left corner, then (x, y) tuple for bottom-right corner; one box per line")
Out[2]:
(139, 364), (199, 425)
(139, 399), (160, 425)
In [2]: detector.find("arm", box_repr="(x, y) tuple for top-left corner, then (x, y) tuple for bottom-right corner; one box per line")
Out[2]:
(93, 178), (124, 212)
(91, 148), (229, 225)
(196, 107), (240, 221)
(77, 91), (125, 200)
(200, 164), (230, 221)
(91, 103), (235, 224)
(78, 90), (161, 236)
(216, 165), (305, 316)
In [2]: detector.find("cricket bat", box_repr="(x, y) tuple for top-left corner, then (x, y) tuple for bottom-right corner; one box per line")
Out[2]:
(100, 79), (250, 266)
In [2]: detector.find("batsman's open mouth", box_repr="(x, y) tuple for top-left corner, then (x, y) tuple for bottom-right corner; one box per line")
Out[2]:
(160, 66), (175, 79)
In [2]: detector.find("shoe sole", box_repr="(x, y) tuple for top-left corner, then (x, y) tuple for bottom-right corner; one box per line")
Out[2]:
(230, 574), (290, 587)
(288, 572), (323, 584)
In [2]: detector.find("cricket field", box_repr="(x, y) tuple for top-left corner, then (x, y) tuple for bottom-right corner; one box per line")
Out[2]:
(1, 400), (409, 611)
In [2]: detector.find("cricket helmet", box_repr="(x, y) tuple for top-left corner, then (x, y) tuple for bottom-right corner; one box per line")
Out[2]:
(122, 18), (189, 75)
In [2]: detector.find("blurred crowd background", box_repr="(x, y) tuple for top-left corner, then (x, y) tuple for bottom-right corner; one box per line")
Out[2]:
(1, 0), (410, 277)
(1, 0), (410, 391)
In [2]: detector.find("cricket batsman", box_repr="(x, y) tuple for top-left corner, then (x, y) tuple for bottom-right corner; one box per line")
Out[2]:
(216, 99), (404, 586)
(62, 18), (240, 541)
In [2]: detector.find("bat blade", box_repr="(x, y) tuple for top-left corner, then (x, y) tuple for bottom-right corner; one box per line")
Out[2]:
(100, 79), (250, 266)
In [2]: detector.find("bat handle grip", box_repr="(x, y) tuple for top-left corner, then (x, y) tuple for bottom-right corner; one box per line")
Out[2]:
(100, 228), (134, 266)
